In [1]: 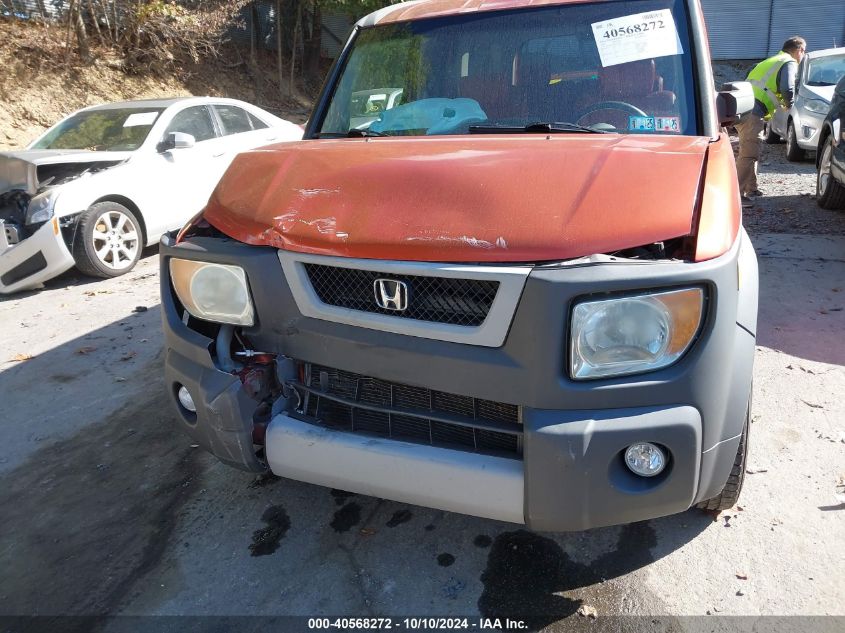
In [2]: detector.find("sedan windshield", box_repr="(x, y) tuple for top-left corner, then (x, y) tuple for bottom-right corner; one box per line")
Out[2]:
(319, 0), (697, 137)
(31, 108), (165, 151)
(807, 54), (845, 87)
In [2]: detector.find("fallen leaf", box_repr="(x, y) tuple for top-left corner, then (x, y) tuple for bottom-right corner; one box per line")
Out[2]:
(736, 590), (745, 596)
(746, 468), (768, 474)
(577, 605), (598, 619)
(359, 527), (377, 536)
(801, 400), (823, 409)
(9, 353), (33, 362)
(735, 574), (748, 580)
(120, 351), (137, 361)
(114, 377), (127, 382)
(133, 306), (148, 313)
(76, 346), (97, 355)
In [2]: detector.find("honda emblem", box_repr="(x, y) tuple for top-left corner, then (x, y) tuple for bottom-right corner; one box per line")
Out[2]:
(374, 278), (409, 311)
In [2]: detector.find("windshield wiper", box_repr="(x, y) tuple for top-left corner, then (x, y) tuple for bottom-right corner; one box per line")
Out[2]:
(346, 128), (389, 137)
(469, 122), (613, 134)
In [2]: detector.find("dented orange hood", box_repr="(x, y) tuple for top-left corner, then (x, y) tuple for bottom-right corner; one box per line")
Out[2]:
(203, 135), (710, 262)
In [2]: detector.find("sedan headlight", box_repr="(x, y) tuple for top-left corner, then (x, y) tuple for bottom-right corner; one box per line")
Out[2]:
(170, 259), (255, 326)
(25, 189), (58, 225)
(804, 99), (830, 115)
(570, 288), (704, 380)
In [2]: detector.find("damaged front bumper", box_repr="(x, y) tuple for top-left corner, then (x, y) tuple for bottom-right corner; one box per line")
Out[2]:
(160, 230), (758, 531)
(0, 217), (76, 294)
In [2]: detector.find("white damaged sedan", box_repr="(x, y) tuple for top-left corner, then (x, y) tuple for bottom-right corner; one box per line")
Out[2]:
(0, 97), (302, 293)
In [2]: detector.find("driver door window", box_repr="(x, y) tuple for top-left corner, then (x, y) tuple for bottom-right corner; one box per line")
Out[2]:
(164, 106), (217, 142)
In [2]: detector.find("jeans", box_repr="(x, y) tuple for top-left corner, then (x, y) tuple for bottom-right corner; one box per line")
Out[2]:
(735, 114), (765, 195)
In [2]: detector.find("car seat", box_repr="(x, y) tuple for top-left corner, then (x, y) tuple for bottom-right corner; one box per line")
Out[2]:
(579, 59), (677, 129)
(458, 74), (517, 121)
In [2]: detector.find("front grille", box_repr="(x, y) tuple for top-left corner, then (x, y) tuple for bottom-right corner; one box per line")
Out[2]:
(304, 264), (499, 327)
(294, 363), (521, 458)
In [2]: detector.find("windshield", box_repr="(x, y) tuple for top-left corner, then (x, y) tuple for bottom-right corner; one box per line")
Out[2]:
(318, 0), (698, 137)
(807, 54), (845, 87)
(31, 108), (165, 151)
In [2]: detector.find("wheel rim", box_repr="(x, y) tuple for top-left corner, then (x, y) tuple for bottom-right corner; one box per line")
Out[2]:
(91, 210), (140, 270)
(819, 143), (832, 195)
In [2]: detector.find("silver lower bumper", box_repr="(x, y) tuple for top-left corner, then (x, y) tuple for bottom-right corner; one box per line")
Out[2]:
(265, 414), (525, 524)
(0, 218), (75, 294)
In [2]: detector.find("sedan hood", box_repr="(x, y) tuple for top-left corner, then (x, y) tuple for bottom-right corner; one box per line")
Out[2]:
(203, 135), (710, 262)
(1, 150), (131, 195)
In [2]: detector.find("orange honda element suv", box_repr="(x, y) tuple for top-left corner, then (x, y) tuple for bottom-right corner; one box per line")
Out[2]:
(161, 0), (758, 530)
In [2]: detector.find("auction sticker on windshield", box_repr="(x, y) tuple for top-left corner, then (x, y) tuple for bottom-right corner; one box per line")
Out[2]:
(591, 9), (683, 67)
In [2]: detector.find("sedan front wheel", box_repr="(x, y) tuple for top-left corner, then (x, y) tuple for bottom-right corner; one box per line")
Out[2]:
(817, 140), (845, 210)
(785, 120), (806, 162)
(73, 202), (144, 278)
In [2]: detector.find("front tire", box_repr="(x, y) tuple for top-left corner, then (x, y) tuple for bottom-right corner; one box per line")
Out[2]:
(817, 139), (845, 210)
(73, 202), (143, 278)
(785, 121), (806, 162)
(695, 404), (750, 512)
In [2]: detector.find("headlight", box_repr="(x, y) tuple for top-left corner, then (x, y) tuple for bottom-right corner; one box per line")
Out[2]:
(570, 288), (704, 380)
(25, 189), (58, 225)
(804, 99), (830, 115)
(170, 259), (255, 326)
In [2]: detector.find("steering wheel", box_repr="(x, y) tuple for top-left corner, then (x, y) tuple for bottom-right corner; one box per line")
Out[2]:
(576, 101), (649, 126)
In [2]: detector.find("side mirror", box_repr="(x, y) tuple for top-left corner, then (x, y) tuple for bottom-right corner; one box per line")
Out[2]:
(159, 132), (196, 152)
(716, 81), (755, 126)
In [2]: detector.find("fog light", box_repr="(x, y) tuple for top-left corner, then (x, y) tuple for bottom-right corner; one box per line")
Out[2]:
(177, 385), (197, 412)
(624, 442), (666, 477)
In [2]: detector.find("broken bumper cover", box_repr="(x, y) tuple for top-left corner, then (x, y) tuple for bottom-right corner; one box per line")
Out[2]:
(0, 218), (75, 294)
(160, 230), (758, 531)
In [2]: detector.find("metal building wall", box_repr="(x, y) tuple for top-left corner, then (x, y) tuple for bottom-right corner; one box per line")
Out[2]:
(322, 12), (352, 59)
(703, 0), (845, 60)
(702, 0), (772, 59)
(767, 0), (844, 54)
(1, 0), (66, 19)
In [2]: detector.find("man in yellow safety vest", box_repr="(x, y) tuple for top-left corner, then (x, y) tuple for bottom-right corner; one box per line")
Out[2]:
(735, 36), (806, 200)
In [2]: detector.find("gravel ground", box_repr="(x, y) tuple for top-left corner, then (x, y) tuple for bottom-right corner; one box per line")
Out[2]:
(712, 60), (845, 236)
(730, 135), (845, 236)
